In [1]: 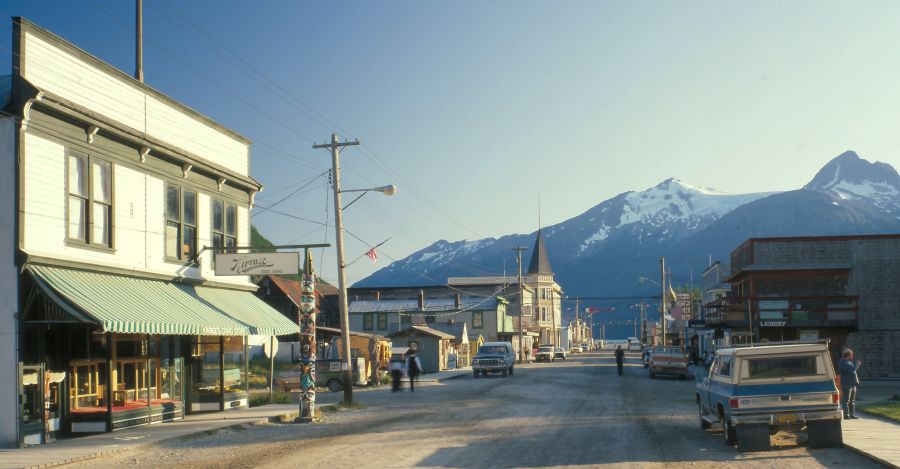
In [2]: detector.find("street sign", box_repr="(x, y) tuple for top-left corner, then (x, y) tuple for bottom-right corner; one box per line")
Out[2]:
(214, 252), (300, 276)
(263, 336), (278, 358)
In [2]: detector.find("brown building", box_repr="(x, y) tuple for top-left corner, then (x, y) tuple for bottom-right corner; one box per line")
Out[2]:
(727, 235), (900, 377)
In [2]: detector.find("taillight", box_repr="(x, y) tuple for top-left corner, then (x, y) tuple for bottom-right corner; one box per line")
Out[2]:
(729, 398), (740, 409)
(832, 392), (840, 404)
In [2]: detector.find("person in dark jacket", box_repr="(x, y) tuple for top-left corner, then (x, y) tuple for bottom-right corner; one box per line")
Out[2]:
(390, 356), (405, 392)
(838, 348), (862, 419)
(405, 350), (423, 392)
(614, 345), (625, 376)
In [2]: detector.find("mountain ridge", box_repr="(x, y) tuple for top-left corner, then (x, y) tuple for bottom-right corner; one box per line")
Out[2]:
(354, 152), (900, 299)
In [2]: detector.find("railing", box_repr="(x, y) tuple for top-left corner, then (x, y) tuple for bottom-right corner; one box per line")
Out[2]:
(719, 295), (858, 328)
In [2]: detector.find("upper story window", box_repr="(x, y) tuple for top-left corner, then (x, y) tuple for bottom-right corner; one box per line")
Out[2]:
(165, 185), (197, 261)
(67, 151), (112, 248)
(363, 313), (374, 331)
(211, 199), (238, 251)
(472, 311), (483, 329)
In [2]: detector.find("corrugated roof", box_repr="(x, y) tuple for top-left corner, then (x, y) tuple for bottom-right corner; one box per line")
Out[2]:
(264, 275), (338, 308)
(28, 265), (298, 336)
(387, 325), (456, 340)
(349, 297), (492, 313)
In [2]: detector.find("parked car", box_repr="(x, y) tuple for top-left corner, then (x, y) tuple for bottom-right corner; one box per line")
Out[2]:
(570, 345), (582, 354)
(554, 347), (568, 360)
(472, 342), (516, 378)
(647, 346), (689, 379)
(696, 342), (843, 452)
(277, 359), (359, 393)
(627, 338), (643, 352)
(535, 346), (555, 362)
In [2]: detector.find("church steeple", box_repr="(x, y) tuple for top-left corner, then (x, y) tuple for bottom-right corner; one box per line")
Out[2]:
(527, 229), (553, 275)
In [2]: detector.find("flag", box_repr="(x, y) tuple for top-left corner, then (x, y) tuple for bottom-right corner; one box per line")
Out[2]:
(669, 285), (677, 301)
(365, 247), (378, 263)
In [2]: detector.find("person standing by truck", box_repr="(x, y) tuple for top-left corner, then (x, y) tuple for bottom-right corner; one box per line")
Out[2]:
(839, 348), (862, 419)
(615, 345), (625, 376)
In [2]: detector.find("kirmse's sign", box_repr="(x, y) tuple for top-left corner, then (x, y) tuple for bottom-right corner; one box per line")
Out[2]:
(215, 252), (300, 276)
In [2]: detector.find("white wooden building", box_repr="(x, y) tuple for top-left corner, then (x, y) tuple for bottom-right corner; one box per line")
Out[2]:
(0, 18), (296, 447)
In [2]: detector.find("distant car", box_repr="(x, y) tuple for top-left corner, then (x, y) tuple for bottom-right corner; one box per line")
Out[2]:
(535, 346), (555, 362)
(554, 347), (568, 360)
(472, 342), (515, 378)
(570, 345), (582, 354)
(647, 346), (689, 379)
(627, 338), (643, 352)
(697, 343), (843, 451)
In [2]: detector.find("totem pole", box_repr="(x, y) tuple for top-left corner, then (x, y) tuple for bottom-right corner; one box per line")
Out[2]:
(298, 249), (317, 422)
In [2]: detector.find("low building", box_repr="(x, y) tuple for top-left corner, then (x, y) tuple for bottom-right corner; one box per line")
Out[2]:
(387, 325), (455, 373)
(727, 235), (900, 377)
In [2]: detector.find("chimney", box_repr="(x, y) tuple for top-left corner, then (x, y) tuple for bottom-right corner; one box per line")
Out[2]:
(454, 293), (461, 309)
(418, 290), (425, 311)
(374, 291), (381, 302)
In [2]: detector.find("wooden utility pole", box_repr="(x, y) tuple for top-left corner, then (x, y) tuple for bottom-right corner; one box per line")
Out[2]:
(135, 0), (143, 82)
(314, 133), (359, 405)
(660, 257), (667, 346)
(575, 297), (580, 344)
(511, 246), (527, 363)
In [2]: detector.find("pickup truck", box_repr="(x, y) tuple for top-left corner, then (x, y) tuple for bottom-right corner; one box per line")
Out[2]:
(534, 346), (555, 362)
(472, 342), (515, 378)
(696, 343), (843, 452)
(648, 346), (689, 379)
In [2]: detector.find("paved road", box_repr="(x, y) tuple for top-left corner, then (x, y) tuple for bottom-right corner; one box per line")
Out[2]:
(76, 351), (879, 468)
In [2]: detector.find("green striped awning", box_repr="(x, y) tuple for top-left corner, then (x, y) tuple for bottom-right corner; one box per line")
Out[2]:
(27, 265), (298, 337)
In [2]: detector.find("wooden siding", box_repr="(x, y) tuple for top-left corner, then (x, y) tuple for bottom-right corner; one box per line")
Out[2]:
(21, 132), (253, 287)
(22, 28), (250, 177)
(0, 118), (18, 447)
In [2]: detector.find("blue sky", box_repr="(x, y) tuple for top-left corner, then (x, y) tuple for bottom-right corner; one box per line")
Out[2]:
(3, 1), (900, 284)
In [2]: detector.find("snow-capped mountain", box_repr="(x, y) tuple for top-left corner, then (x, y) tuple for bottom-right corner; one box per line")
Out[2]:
(803, 150), (900, 216)
(355, 152), (900, 296)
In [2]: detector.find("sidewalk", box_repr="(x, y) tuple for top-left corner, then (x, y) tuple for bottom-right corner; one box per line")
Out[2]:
(843, 415), (900, 468)
(0, 368), (472, 469)
(842, 379), (900, 468)
(0, 404), (300, 469)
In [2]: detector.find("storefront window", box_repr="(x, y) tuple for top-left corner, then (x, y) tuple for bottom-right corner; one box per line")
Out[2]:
(159, 337), (182, 402)
(69, 360), (107, 411)
(222, 336), (246, 395)
(191, 336), (222, 403)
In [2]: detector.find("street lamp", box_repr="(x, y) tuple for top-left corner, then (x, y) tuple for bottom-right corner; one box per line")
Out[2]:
(638, 276), (664, 345)
(315, 133), (396, 405)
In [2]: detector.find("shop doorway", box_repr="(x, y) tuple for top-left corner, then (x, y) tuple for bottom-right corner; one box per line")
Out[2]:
(19, 363), (61, 446)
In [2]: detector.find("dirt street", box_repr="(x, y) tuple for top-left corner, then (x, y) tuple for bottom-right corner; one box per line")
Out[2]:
(73, 351), (878, 468)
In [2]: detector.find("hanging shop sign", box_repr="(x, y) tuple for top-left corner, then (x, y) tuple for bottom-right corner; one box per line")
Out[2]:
(214, 252), (300, 276)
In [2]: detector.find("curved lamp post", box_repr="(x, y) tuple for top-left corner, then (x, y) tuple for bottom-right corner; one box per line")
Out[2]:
(318, 133), (397, 405)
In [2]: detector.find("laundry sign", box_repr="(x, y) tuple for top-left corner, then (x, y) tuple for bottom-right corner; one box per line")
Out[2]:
(215, 252), (300, 276)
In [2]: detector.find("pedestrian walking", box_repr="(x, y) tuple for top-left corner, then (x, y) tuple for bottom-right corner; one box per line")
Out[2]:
(390, 356), (405, 392)
(405, 349), (423, 392)
(614, 345), (625, 376)
(838, 348), (862, 419)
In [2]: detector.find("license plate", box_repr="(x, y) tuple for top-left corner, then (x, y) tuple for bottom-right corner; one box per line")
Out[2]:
(775, 414), (797, 424)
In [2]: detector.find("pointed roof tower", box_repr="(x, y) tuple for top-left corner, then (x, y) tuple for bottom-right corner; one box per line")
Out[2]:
(527, 229), (553, 275)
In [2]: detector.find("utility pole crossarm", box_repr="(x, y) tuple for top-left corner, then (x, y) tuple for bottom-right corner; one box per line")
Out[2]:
(313, 139), (360, 150)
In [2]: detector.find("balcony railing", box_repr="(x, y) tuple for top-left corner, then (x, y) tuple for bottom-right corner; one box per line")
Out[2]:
(719, 296), (858, 329)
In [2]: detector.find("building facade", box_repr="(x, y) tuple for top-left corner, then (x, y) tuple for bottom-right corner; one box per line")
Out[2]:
(728, 235), (900, 377)
(0, 19), (296, 447)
